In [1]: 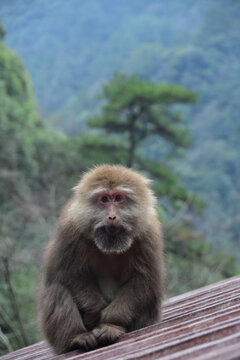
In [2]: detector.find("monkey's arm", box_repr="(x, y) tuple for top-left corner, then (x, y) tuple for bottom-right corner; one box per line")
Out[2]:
(39, 235), (106, 352)
(39, 282), (97, 354)
(74, 278), (107, 329)
(93, 267), (160, 345)
(103, 273), (158, 326)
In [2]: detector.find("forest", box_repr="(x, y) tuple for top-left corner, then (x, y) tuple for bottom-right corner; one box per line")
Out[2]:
(0, 0), (240, 355)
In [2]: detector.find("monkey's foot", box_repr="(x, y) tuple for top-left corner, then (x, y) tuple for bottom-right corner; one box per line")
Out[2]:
(92, 323), (126, 346)
(70, 331), (98, 351)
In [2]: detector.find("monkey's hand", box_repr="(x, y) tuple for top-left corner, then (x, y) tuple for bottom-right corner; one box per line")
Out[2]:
(70, 331), (98, 351)
(92, 323), (126, 346)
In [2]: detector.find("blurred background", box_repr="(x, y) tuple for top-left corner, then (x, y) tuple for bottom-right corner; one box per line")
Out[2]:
(0, 0), (239, 355)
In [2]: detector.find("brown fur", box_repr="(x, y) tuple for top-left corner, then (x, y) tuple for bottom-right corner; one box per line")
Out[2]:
(38, 165), (165, 354)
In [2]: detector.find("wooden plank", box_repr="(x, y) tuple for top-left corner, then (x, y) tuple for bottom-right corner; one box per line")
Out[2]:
(0, 275), (239, 360)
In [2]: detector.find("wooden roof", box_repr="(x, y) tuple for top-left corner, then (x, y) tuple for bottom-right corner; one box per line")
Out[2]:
(1, 274), (240, 360)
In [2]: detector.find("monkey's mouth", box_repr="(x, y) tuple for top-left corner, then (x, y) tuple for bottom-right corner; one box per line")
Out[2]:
(94, 225), (133, 254)
(106, 225), (122, 235)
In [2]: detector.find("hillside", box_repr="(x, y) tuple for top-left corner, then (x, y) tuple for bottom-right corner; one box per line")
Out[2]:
(0, 0), (240, 254)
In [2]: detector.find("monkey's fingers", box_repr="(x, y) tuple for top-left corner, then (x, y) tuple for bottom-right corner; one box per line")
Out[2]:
(92, 323), (126, 346)
(70, 331), (98, 351)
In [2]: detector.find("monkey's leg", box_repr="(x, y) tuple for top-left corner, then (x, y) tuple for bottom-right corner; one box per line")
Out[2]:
(40, 283), (97, 354)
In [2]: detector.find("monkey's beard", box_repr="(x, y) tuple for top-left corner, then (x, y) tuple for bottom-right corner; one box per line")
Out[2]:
(92, 224), (134, 254)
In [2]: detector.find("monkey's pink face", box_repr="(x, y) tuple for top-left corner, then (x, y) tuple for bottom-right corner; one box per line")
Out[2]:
(91, 189), (137, 254)
(97, 191), (126, 235)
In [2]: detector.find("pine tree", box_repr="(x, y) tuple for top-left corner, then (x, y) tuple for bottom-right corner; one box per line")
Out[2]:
(85, 72), (199, 209)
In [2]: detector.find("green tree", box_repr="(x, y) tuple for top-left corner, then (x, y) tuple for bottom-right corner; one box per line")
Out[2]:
(86, 72), (199, 210)
(0, 21), (39, 354)
(0, 21), (5, 40)
(83, 72), (238, 296)
(0, 23), (86, 355)
(0, 27), (40, 174)
(89, 72), (197, 166)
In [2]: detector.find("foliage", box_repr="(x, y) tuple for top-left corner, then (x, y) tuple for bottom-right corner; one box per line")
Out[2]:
(164, 220), (238, 296)
(89, 73), (197, 161)
(86, 73), (201, 213)
(0, 23), (87, 354)
(0, 42), (38, 174)
(0, 21), (5, 40)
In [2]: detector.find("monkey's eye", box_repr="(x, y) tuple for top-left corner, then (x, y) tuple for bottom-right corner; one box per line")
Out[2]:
(101, 195), (109, 203)
(115, 194), (122, 202)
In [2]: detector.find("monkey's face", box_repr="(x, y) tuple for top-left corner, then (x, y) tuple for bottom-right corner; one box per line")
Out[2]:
(91, 189), (137, 254)
(73, 165), (156, 254)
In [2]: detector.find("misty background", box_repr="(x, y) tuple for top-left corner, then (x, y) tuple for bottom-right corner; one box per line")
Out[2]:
(0, 0), (239, 355)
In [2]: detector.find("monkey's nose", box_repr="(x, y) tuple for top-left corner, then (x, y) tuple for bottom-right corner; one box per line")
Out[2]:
(107, 214), (119, 226)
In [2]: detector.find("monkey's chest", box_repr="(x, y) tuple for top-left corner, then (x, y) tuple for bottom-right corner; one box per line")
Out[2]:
(95, 263), (130, 302)
(92, 251), (132, 302)
(98, 276), (121, 302)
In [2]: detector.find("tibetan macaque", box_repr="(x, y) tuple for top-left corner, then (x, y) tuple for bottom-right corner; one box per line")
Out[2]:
(38, 165), (165, 354)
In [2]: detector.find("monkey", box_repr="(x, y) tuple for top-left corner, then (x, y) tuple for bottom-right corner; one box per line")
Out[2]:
(38, 165), (165, 354)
